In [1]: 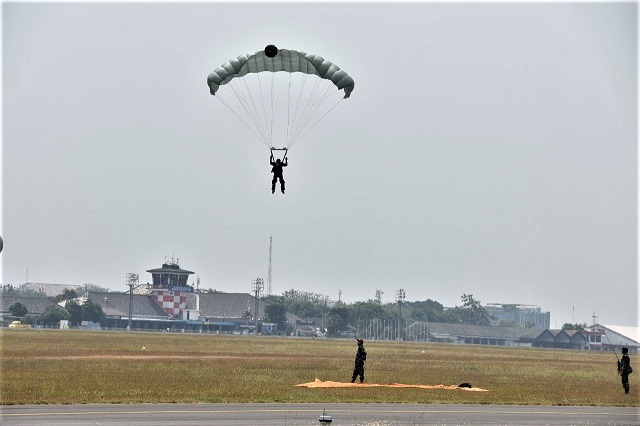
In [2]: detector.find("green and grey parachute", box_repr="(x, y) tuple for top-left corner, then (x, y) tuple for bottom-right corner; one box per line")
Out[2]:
(207, 45), (354, 151)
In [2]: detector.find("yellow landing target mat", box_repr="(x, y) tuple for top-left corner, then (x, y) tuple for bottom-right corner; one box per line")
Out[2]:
(296, 378), (489, 391)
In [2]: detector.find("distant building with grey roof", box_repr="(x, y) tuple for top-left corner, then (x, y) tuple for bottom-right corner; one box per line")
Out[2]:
(19, 283), (83, 298)
(0, 296), (56, 320)
(420, 322), (639, 352)
(86, 292), (169, 320)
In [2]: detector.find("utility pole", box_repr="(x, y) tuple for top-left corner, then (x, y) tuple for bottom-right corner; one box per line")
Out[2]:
(126, 273), (139, 331)
(395, 289), (405, 340)
(196, 276), (201, 314)
(267, 236), (272, 295)
(252, 278), (264, 335)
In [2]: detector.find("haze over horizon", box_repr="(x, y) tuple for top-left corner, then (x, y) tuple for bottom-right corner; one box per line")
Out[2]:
(2, 2), (637, 329)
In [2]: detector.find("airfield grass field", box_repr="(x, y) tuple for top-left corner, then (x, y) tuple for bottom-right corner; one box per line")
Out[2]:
(0, 329), (637, 406)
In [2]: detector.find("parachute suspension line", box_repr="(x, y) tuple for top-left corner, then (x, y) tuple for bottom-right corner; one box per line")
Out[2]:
(240, 78), (270, 147)
(227, 79), (270, 148)
(288, 85), (345, 149)
(270, 72), (275, 147)
(286, 73), (292, 147)
(305, 82), (341, 125)
(288, 73), (308, 146)
(230, 74), (269, 145)
(289, 96), (344, 148)
(288, 79), (337, 148)
(216, 94), (267, 146)
(227, 82), (264, 144)
(295, 80), (336, 141)
(289, 77), (327, 144)
(255, 71), (273, 148)
(290, 75), (324, 146)
(226, 79), (268, 146)
(244, 55), (271, 146)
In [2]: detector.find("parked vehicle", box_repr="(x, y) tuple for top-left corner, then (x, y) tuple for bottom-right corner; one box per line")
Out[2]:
(8, 321), (31, 328)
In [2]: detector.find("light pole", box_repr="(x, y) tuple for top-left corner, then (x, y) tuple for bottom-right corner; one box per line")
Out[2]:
(395, 289), (405, 340)
(252, 278), (264, 335)
(126, 273), (139, 331)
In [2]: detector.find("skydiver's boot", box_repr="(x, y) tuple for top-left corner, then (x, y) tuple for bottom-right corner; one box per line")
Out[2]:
(625, 388), (629, 394)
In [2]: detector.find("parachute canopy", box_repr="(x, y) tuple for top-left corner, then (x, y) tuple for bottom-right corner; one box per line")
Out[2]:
(208, 47), (354, 99)
(207, 45), (354, 150)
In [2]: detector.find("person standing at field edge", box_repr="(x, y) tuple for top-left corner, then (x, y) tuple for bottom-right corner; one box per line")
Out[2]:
(351, 338), (367, 383)
(618, 346), (632, 394)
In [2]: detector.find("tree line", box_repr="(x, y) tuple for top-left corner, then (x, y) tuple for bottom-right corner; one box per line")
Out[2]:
(261, 291), (494, 337)
(5, 284), (496, 334)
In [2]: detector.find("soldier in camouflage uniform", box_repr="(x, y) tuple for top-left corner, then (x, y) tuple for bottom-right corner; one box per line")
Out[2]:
(351, 338), (367, 383)
(618, 346), (632, 394)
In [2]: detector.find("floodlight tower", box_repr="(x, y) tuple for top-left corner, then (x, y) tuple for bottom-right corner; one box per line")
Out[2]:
(126, 273), (139, 330)
(252, 278), (264, 334)
(395, 289), (405, 340)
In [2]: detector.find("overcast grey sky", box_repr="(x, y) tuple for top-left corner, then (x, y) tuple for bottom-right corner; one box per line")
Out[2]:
(2, 2), (637, 328)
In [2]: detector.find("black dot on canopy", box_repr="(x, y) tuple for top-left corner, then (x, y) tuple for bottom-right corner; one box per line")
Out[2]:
(265, 45), (278, 58)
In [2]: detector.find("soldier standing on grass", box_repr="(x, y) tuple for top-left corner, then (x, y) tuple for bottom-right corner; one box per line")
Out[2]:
(351, 338), (367, 383)
(618, 346), (632, 394)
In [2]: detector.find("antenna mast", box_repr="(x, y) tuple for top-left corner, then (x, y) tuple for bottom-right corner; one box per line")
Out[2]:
(267, 236), (273, 295)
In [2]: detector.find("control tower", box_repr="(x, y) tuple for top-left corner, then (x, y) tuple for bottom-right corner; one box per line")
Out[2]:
(146, 257), (194, 318)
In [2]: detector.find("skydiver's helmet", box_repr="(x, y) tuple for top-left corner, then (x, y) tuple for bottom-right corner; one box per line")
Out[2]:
(356, 338), (364, 346)
(276, 159), (281, 165)
(622, 347), (629, 354)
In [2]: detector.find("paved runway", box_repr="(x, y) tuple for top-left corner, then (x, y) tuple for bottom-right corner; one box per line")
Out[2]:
(2, 403), (639, 425)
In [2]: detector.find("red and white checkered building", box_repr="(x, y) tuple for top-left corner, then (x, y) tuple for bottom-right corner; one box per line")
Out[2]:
(149, 290), (186, 317)
(146, 258), (194, 318)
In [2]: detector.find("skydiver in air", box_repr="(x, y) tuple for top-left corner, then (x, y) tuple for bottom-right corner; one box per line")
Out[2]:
(270, 151), (288, 194)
